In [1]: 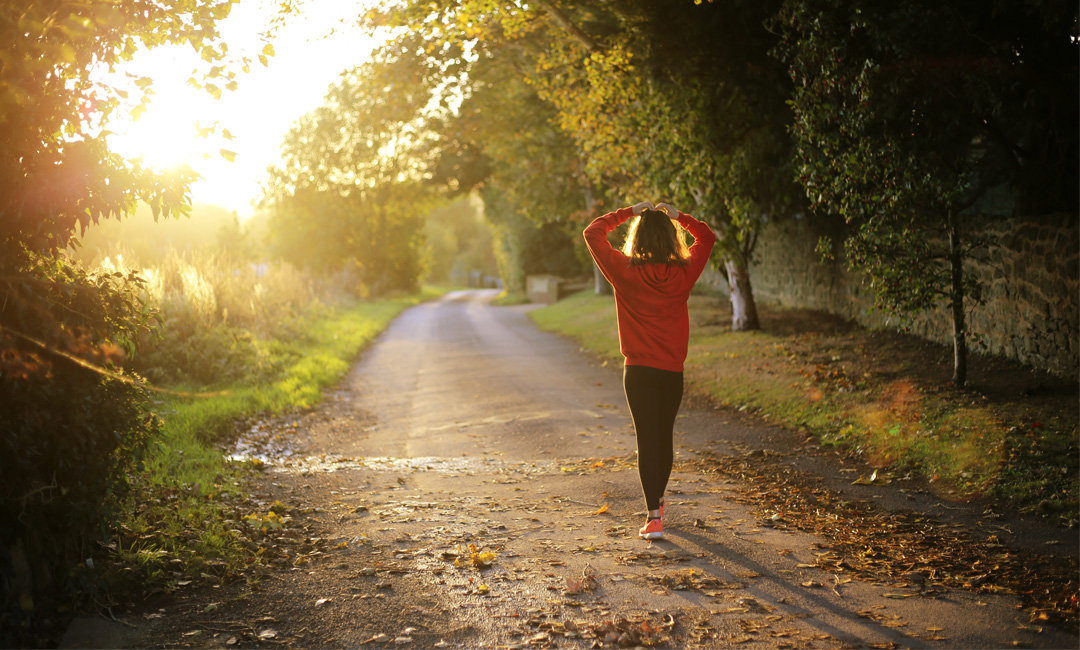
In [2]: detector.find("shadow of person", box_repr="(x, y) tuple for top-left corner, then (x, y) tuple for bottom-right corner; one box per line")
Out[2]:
(643, 526), (920, 648)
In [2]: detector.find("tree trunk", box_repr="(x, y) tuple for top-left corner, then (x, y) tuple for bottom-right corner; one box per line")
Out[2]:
(593, 263), (612, 295)
(948, 208), (967, 388)
(578, 158), (611, 296)
(724, 256), (760, 331)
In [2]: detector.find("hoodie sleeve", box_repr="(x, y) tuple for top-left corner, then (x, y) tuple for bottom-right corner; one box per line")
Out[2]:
(583, 206), (635, 287)
(676, 212), (717, 283)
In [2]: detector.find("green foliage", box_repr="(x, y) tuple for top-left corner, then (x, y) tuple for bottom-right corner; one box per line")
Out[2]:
(101, 250), (349, 386)
(0, 0), (241, 254)
(423, 196), (498, 285)
(429, 36), (595, 289)
(263, 46), (446, 295)
(0, 2), (250, 636)
(365, 0), (804, 321)
(775, 0), (1078, 383)
(529, 1), (801, 256)
(0, 253), (161, 643)
(266, 185), (427, 296)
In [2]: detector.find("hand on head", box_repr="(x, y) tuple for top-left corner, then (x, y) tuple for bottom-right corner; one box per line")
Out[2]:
(631, 201), (679, 219)
(655, 202), (679, 219)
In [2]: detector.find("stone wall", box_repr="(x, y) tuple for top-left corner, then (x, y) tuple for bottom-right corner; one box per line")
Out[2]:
(702, 214), (1078, 377)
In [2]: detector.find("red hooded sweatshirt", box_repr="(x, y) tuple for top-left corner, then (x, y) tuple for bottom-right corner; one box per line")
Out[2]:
(583, 207), (717, 373)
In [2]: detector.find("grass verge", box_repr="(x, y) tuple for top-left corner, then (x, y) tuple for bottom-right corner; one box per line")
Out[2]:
(530, 290), (1078, 524)
(106, 288), (444, 592)
(490, 290), (531, 306)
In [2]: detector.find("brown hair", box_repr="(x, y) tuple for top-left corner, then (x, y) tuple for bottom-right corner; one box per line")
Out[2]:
(621, 208), (690, 266)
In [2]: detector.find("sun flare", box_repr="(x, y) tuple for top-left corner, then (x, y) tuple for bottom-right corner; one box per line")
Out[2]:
(111, 114), (204, 172)
(108, 85), (221, 173)
(99, 0), (380, 215)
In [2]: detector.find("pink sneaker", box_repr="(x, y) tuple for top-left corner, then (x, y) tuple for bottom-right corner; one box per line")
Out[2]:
(639, 518), (663, 540)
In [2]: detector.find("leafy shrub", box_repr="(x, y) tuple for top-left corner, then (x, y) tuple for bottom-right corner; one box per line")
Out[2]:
(0, 254), (158, 645)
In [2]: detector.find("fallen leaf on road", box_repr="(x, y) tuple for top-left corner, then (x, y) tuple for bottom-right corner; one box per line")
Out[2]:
(591, 504), (609, 516)
(359, 633), (388, 645)
(257, 629), (278, 640)
(564, 566), (599, 595)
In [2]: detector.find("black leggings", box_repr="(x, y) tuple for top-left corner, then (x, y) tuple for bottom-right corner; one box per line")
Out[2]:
(622, 364), (684, 512)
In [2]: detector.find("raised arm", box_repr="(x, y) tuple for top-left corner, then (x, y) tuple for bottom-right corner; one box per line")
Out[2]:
(677, 211), (717, 281)
(583, 202), (651, 284)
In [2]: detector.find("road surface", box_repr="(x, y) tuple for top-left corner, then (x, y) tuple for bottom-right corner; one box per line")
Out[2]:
(83, 290), (1076, 649)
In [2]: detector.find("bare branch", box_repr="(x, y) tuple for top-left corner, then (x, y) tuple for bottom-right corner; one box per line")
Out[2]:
(532, 0), (599, 53)
(1, 325), (228, 398)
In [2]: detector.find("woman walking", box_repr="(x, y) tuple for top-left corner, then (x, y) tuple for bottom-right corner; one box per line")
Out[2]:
(583, 201), (716, 540)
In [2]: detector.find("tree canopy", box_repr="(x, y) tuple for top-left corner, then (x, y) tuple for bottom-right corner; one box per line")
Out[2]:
(362, 0), (810, 325)
(776, 0), (1079, 385)
(262, 43), (449, 294)
(0, 1), (245, 254)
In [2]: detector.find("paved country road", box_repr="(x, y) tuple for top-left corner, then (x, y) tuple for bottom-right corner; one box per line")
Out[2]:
(72, 290), (1077, 649)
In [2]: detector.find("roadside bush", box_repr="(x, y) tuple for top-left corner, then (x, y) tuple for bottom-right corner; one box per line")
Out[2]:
(94, 252), (347, 386)
(0, 254), (158, 645)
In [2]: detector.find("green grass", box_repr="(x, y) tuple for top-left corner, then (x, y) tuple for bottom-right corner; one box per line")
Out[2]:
(531, 290), (1078, 522)
(490, 290), (531, 306)
(529, 291), (621, 358)
(111, 288), (444, 584)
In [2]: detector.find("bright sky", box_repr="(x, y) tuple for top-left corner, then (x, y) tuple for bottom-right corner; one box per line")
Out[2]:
(107, 0), (382, 219)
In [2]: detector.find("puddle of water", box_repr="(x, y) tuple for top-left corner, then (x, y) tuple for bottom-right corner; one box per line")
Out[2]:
(227, 420), (301, 464)
(226, 418), (576, 476)
(272, 454), (561, 475)
(227, 420), (562, 476)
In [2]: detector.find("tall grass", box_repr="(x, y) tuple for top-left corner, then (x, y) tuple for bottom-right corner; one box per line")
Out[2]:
(96, 250), (354, 386)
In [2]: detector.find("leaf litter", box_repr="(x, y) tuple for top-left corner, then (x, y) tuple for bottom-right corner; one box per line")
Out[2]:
(685, 449), (1079, 631)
